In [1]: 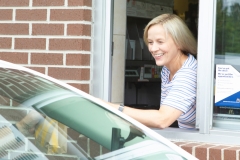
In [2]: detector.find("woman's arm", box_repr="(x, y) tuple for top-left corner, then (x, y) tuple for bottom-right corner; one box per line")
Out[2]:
(103, 101), (182, 129)
(124, 105), (182, 128)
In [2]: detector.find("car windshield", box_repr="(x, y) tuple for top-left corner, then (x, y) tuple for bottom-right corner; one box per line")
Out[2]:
(0, 68), (186, 160)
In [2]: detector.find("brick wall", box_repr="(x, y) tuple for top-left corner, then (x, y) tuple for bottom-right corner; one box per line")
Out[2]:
(0, 0), (92, 94)
(173, 141), (240, 160)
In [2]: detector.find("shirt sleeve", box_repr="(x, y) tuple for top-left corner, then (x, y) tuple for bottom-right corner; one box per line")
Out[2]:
(161, 68), (197, 113)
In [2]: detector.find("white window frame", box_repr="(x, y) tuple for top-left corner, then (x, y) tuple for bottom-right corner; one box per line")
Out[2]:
(92, 0), (240, 145)
(91, 0), (113, 101)
(196, 0), (216, 134)
(154, 0), (240, 145)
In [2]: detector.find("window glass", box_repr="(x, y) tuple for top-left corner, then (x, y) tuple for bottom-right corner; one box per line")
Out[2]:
(0, 68), (186, 159)
(214, 0), (240, 129)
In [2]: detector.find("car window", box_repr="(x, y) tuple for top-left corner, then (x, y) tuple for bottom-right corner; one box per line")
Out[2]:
(0, 68), (186, 160)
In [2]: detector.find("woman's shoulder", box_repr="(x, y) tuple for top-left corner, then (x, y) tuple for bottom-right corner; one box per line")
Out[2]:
(182, 54), (197, 71)
(175, 55), (197, 80)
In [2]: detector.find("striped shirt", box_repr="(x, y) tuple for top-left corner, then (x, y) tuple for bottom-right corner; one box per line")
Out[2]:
(160, 54), (197, 129)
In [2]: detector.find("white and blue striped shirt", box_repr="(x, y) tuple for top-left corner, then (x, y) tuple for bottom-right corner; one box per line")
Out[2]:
(160, 54), (197, 129)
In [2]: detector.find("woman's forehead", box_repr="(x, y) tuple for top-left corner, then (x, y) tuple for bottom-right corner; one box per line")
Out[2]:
(148, 24), (169, 39)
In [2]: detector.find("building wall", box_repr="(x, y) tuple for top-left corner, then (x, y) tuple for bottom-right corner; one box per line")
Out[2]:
(0, 0), (92, 94)
(173, 141), (240, 160)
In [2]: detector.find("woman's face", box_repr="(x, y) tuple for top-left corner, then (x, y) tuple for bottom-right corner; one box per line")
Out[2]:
(147, 24), (180, 68)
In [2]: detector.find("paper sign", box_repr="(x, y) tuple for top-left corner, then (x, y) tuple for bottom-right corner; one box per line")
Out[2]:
(215, 65), (240, 108)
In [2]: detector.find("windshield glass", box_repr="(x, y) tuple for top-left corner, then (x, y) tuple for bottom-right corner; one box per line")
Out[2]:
(0, 68), (186, 160)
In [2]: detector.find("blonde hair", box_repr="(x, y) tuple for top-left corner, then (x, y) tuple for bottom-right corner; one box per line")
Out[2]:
(143, 14), (197, 56)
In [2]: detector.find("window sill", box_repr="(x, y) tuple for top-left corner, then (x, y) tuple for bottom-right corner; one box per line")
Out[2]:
(151, 127), (240, 145)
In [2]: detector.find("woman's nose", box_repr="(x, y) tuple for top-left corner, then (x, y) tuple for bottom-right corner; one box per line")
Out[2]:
(149, 42), (159, 52)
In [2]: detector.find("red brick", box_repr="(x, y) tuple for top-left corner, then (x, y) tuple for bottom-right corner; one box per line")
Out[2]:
(181, 143), (203, 155)
(50, 9), (91, 21)
(49, 39), (90, 51)
(0, 0), (29, 6)
(195, 144), (216, 160)
(0, 109), (27, 121)
(33, 0), (64, 6)
(0, 38), (12, 49)
(26, 67), (45, 74)
(31, 53), (63, 65)
(0, 9), (12, 20)
(0, 24), (29, 35)
(68, 0), (92, 6)
(0, 52), (28, 64)
(173, 141), (189, 147)
(16, 9), (47, 21)
(102, 147), (110, 155)
(48, 68), (90, 80)
(67, 128), (80, 141)
(15, 38), (46, 50)
(67, 24), (91, 36)
(66, 54), (90, 66)
(77, 136), (88, 152)
(209, 145), (230, 160)
(68, 83), (89, 93)
(90, 140), (100, 157)
(32, 24), (64, 35)
(0, 96), (20, 106)
(224, 146), (240, 160)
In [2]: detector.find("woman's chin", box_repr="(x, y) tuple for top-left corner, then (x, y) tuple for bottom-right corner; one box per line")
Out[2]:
(155, 60), (164, 66)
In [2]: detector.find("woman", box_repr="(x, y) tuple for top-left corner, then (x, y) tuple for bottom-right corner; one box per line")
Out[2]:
(109, 13), (197, 129)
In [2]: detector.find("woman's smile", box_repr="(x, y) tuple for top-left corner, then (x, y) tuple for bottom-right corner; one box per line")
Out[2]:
(152, 53), (164, 60)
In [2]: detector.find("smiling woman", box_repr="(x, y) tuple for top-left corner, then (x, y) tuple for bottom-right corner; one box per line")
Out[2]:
(107, 13), (198, 129)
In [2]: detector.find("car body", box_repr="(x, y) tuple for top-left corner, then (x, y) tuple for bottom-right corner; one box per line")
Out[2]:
(0, 60), (198, 160)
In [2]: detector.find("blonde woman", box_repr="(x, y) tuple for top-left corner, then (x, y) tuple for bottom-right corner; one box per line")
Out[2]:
(109, 13), (197, 129)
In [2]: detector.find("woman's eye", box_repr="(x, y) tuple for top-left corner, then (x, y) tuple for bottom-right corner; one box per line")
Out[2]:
(148, 42), (153, 44)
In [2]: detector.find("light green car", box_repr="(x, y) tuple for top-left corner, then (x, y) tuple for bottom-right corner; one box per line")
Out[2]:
(0, 60), (198, 160)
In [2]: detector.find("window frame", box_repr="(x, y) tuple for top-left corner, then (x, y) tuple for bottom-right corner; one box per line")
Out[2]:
(93, 0), (240, 145)
(195, 0), (216, 134)
(155, 0), (240, 145)
(92, 0), (113, 101)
